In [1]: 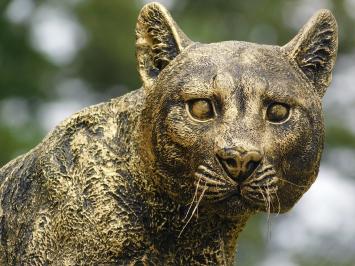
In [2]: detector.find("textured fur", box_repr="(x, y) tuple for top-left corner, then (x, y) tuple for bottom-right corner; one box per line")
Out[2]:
(0, 3), (337, 265)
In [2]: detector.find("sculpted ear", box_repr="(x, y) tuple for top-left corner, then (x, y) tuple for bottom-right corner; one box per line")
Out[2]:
(283, 9), (338, 96)
(136, 2), (192, 89)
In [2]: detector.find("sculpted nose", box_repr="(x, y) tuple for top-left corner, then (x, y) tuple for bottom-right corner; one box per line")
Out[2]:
(216, 147), (263, 182)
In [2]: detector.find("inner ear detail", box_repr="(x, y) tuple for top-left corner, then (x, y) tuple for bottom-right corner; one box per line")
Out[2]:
(136, 3), (192, 88)
(140, 8), (179, 75)
(298, 23), (336, 81)
(283, 9), (338, 96)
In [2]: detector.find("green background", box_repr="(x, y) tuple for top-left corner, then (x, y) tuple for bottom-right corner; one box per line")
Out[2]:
(1, 0), (355, 265)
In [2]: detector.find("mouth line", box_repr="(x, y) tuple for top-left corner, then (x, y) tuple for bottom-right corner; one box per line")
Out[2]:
(210, 172), (277, 203)
(213, 186), (241, 203)
(194, 163), (277, 205)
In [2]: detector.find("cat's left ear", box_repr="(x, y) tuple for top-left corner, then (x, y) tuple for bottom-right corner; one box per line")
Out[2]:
(136, 2), (192, 89)
(283, 9), (338, 97)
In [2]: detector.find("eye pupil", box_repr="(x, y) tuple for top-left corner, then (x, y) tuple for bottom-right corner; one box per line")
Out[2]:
(266, 103), (290, 123)
(188, 99), (215, 121)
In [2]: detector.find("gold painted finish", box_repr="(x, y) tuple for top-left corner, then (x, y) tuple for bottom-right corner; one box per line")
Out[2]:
(0, 2), (338, 265)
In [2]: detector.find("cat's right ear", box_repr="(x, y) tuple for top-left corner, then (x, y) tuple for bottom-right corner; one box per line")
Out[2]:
(282, 9), (338, 97)
(136, 2), (192, 89)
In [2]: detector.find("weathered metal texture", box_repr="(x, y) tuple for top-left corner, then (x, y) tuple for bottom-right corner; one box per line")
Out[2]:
(0, 2), (338, 265)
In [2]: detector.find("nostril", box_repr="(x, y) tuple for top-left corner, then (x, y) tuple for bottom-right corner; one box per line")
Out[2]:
(216, 148), (263, 182)
(216, 155), (239, 178)
(245, 160), (260, 175)
(226, 158), (237, 168)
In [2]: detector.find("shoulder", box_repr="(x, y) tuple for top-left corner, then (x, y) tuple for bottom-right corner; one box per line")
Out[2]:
(39, 88), (144, 151)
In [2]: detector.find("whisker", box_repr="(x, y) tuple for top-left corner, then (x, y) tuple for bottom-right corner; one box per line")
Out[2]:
(244, 170), (276, 185)
(204, 193), (227, 200)
(197, 165), (227, 183)
(243, 194), (257, 203)
(243, 192), (264, 203)
(257, 170), (277, 181)
(193, 165), (240, 202)
(183, 175), (201, 221)
(273, 190), (281, 216)
(265, 185), (272, 240)
(246, 182), (275, 189)
(178, 185), (207, 238)
(203, 187), (230, 194)
(255, 184), (273, 241)
(245, 177), (278, 189)
(194, 172), (225, 186)
(241, 186), (255, 193)
(277, 177), (308, 189)
(256, 165), (273, 174)
(256, 186), (267, 207)
(242, 187), (263, 198)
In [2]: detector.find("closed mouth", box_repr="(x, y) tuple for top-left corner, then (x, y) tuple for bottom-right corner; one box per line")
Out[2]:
(213, 185), (241, 202)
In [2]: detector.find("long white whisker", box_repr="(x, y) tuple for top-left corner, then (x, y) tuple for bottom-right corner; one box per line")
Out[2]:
(277, 177), (308, 189)
(183, 175), (201, 221)
(265, 183), (272, 240)
(178, 185), (207, 238)
(272, 190), (281, 217)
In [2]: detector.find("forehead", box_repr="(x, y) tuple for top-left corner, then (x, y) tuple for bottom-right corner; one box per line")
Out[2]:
(171, 41), (313, 98)
(183, 42), (293, 75)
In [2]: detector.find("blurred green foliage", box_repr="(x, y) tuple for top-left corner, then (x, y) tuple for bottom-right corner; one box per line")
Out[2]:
(1, 0), (354, 265)
(326, 126), (355, 149)
(74, 1), (140, 91)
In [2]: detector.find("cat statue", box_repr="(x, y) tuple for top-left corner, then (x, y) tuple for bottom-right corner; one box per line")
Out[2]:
(0, 2), (337, 265)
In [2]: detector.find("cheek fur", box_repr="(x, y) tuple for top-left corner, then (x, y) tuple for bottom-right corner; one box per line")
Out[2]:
(266, 109), (308, 152)
(266, 109), (323, 182)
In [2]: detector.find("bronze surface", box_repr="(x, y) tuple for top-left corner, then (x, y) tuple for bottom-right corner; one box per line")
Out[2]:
(0, 2), (338, 265)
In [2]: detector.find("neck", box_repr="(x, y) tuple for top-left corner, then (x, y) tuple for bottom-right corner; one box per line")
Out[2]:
(143, 191), (251, 265)
(127, 152), (252, 264)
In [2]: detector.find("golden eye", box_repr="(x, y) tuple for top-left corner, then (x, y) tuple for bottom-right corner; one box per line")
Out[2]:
(187, 99), (215, 121)
(266, 103), (290, 123)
